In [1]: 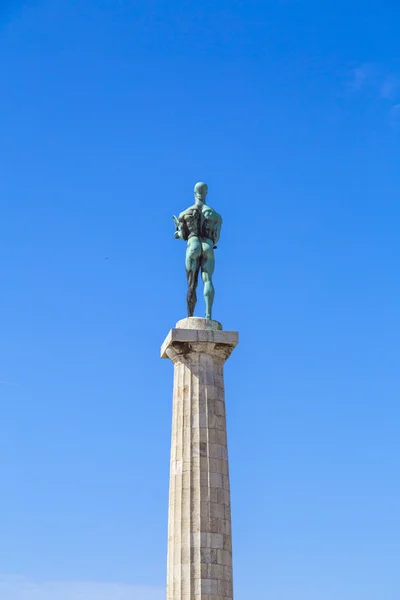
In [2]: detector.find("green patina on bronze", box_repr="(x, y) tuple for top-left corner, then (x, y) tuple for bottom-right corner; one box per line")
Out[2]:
(173, 182), (223, 320)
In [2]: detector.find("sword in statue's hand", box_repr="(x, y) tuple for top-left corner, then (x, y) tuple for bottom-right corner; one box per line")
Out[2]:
(173, 215), (181, 239)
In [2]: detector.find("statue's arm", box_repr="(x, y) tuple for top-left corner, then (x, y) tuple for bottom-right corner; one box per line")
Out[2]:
(208, 211), (222, 245)
(173, 215), (188, 240)
(213, 217), (222, 245)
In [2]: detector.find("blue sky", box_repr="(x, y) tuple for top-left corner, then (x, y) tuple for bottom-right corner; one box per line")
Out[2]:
(0, 1), (399, 598)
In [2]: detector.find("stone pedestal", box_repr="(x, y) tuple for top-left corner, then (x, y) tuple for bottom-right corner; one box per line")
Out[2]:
(161, 317), (238, 600)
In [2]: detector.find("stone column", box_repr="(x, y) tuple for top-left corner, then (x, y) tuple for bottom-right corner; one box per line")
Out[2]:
(161, 317), (238, 600)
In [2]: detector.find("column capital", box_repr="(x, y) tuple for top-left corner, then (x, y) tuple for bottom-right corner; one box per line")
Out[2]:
(161, 318), (238, 364)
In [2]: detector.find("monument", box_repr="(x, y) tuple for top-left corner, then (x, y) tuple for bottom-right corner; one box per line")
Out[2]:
(162, 182), (238, 599)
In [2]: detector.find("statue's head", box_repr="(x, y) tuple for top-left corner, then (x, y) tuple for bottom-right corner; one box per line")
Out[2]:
(194, 181), (208, 203)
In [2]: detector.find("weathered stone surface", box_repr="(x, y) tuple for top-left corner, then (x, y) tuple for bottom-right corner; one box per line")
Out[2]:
(162, 317), (238, 600)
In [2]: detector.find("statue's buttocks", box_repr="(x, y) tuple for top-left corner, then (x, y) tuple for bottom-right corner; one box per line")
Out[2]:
(173, 183), (223, 320)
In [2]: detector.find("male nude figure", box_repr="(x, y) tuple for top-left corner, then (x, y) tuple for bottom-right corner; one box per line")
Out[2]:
(173, 182), (222, 320)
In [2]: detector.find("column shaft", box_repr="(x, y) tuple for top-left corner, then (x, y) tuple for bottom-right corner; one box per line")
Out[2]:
(162, 318), (238, 600)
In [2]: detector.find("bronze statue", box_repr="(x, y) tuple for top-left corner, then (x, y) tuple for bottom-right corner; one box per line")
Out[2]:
(173, 182), (222, 320)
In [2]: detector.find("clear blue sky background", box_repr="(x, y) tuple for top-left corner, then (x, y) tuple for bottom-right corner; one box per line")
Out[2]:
(0, 1), (399, 599)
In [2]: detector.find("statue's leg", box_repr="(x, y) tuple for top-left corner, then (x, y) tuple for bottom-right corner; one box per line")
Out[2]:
(186, 238), (201, 317)
(201, 241), (215, 320)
